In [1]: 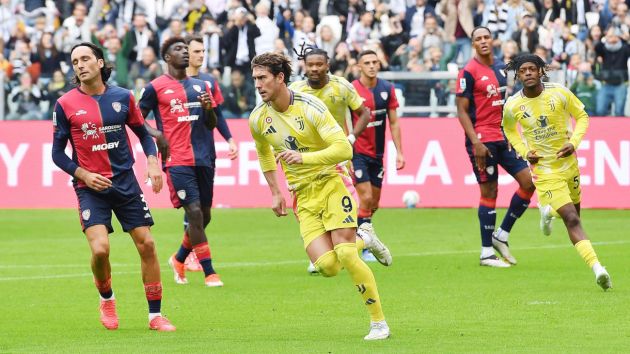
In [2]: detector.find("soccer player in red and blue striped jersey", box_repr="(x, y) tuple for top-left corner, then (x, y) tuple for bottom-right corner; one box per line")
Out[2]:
(51, 42), (175, 331)
(179, 35), (239, 272)
(351, 50), (405, 248)
(456, 27), (536, 267)
(139, 37), (223, 287)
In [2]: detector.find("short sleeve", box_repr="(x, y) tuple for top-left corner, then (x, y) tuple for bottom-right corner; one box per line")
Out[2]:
(126, 92), (145, 127)
(138, 83), (158, 112)
(52, 102), (71, 140)
(456, 69), (474, 100)
(388, 84), (399, 110)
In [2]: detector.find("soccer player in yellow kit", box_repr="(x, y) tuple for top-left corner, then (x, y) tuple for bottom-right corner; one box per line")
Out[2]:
(502, 54), (612, 290)
(249, 52), (392, 340)
(289, 45), (378, 268)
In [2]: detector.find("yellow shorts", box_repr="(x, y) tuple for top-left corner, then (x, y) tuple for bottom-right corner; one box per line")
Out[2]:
(293, 174), (358, 249)
(535, 167), (581, 211)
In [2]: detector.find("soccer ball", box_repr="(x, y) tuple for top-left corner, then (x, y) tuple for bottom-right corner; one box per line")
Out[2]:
(402, 190), (420, 208)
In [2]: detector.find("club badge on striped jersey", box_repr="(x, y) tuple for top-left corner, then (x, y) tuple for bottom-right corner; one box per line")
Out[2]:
(380, 91), (388, 100)
(193, 85), (202, 93)
(112, 102), (121, 112)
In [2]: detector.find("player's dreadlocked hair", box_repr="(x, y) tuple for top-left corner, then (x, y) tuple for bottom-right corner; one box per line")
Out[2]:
(294, 42), (329, 62)
(251, 52), (293, 84)
(504, 53), (549, 81)
(70, 42), (113, 86)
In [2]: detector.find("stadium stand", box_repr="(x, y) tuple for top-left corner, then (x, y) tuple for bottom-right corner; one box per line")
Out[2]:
(1, 0), (630, 119)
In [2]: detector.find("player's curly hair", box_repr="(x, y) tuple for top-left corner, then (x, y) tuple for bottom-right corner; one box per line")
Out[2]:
(69, 42), (113, 86)
(294, 42), (328, 62)
(251, 52), (293, 84)
(161, 36), (187, 60)
(504, 53), (549, 81)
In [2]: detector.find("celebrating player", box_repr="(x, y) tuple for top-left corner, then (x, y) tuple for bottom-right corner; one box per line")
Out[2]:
(456, 27), (536, 268)
(51, 42), (175, 331)
(502, 53), (612, 290)
(351, 49), (405, 246)
(249, 52), (392, 340)
(139, 37), (223, 287)
(178, 34), (239, 272)
(289, 45), (374, 270)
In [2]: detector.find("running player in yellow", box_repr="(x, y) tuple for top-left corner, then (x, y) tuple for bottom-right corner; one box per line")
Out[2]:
(249, 52), (392, 340)
(502, 53), (612, 290)
(289, 45), (376, 269)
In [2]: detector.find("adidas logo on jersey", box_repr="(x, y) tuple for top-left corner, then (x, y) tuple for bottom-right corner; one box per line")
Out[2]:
(342, 215), (355, 223)
(164, 89), (175, 94)
(263, 125), (277, 135)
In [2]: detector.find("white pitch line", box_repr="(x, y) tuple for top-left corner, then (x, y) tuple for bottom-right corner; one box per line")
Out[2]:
(0, 240), (627, 282)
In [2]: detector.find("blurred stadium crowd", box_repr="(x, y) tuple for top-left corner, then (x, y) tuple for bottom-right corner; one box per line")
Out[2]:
(1, 0), (630, 120)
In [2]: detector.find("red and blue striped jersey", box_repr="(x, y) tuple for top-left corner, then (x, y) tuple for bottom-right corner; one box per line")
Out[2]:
(139, 74), (218, 167)
(351, 78), (399, 159)
(456, 57), (507, 144)
(52, 86), (153, 188)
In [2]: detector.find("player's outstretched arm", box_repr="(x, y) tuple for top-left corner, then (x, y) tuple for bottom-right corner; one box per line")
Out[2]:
(456, 96), (491, 171)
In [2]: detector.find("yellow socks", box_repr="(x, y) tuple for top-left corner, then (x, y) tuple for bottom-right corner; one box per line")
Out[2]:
(575, 240), (599, 268)
(334, 243), (384, 322)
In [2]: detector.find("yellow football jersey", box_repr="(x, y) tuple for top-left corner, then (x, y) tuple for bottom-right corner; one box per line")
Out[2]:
(289, 74), (363, 132)
(249, 90), (353, 191)
(502, 82), (589, 176)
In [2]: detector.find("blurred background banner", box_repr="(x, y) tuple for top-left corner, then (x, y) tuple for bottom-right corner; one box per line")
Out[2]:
(0, 118), (628, 209)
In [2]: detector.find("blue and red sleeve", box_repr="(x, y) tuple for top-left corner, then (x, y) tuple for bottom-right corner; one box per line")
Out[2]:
(212, 79), (225, 106)
(388, 84), (399, 110)
(127, 92), (157, 157)
(51, 102), (79, 177)
(456, 70), (475, 100)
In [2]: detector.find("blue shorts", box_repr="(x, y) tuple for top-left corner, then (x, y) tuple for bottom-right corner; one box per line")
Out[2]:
(466, 141), (529, 183)
(166, 165), (215, 208)
(75, 170), (154, 233)
(352, 154), (384, 188)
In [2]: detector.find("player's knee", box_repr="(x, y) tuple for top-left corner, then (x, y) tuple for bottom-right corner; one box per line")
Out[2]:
(137, 236), (156, 258)
(563, 212), (581, 229)
(185, 206), (203, 225)
(91, 244), (109, 261)
(334, 242), (359, 266)
(314, 251), (342, 277)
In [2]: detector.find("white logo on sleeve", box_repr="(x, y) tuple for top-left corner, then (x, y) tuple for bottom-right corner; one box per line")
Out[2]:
(486, 166), (495, 175)
(82, 209), (91, 221)
(459, 78), (466, 90)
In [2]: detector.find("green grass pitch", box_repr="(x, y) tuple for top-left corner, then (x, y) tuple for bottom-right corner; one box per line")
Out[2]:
(1, 208), (629, 353)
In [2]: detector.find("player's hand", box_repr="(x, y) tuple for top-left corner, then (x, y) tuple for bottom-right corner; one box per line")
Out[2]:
(156, 134), (170, 164)
(228, 139), (239, 160)
(271, 193), (287, 217)
(146, 156), (163, 193)
(473, 142), (492, 171)
(198, 92), (214, 111)
(82, 172), (112, 192)
(526, 150), (542, 164)
(396, 152), (405, 170)
(556, 143), (575, 159)
(276, 150), (303, 165)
